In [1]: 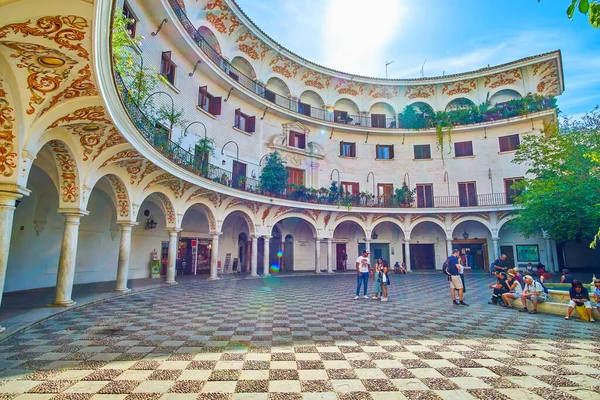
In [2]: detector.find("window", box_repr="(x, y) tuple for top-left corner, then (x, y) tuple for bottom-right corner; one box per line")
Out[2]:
(287, 167), (304, 186)
(377, 184), (394, 206)
(341, 182), (359, 195)
(198, 86), (222, 116)
(298, 102), (311, 116)
(288, 131), (306, 150)
(504, 177), (524, 204)
(413, 144), (431, 160)
(232, 160), (247, 190)
(264, 89), (276, 103)
(334, 110), (350, 124)
(458, 182), (478, 207)
(160, 51), (177, 85)
(376, 145), (394, 160)
(371, 113), (386, 128)
(339, 141), (356, 157)
(416, 184), (434, 208)
(499, 134), (520, 152)
(454, 141), (474, 157)
(234, 109), (256, 133)
(123, 3), (137, 37)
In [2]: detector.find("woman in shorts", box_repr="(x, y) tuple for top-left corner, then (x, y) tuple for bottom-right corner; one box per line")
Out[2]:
(380, 262), (390, 302)
(501, 272), (522, 308)
(371, 258), (384, 300)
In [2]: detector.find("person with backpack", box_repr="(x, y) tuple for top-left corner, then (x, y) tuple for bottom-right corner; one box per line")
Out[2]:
(519, 275), (547, 314)
(444, 249), (468, 306)
(490, 254), (508, 273)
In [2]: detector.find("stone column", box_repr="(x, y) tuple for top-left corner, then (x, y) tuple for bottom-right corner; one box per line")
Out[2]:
(365, 239), (371, 253)
(327, 239), (334, 273)
(0, 190), (26, 331)
(262, 235), (271, 277)
(250, 236), (258, 277)
(115, 222), (137, 292)
(492, 238), (500, 262)
(210, 233), (221, 280)
(52, 210), (89, 307)
(446, 239), (453, 258)
(404, 239), (411, 272)
(165, 229), (181, 285)
(315, 238), (321, 273)
(545, 238), (555, 272)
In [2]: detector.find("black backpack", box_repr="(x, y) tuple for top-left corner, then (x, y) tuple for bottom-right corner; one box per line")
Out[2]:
(442, 259), (450, 275)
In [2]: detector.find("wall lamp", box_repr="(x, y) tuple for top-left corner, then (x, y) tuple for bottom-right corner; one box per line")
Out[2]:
(145, 215), (158, 230)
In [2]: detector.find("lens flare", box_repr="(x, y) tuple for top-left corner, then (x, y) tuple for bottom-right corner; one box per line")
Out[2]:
(270, 264), (280, 273)
(277, 250), (283, 257)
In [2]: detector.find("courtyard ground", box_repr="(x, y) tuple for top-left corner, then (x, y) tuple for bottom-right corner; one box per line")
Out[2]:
(0, 272), (598, 399)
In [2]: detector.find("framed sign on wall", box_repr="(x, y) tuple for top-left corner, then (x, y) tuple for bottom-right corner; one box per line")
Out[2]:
(516, 245), (540, 262)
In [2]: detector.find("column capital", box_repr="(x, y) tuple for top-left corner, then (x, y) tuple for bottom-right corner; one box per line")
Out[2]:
(118, 221), (139, 228)
(326, 238), (333, 243)
(492, 237), (500, 242)
(57, 208), (89, 218)
(0, 184), (31, 205)
(364, 238), (372, 243)
(261, 235), (272, 240)
(404, 238), (411, 243)
(167, 228), (182, 234)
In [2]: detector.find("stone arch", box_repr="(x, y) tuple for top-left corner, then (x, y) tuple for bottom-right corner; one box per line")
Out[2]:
(231, 55), (256, 79)
(445, 97), (476, 112)
(271, 213), (318, 236)
(409, 217), (447, 238)
(198, 25), (222, 54)
(497, 214), (518, 232)
(43, 139), (82, 208)
(371, 218), (406, 237)
(450, 215), (493, 236)
(300, 90), (325, 109)
(407, 101), (435, 116)
(136, 189), (177, 227)
(266, 76), (290, 97)
(105, 174), (131, 221)
(333, 98), (360, 115)
(331, 216), (367, 237)
(368, 100), (396, 116)
(221, 208), (256, 235)
(181, 200), (218, 232)
(489, 89), (522, 105)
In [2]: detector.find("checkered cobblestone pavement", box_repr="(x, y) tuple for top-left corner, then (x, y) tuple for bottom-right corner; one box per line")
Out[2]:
(0, 273), (598, 399)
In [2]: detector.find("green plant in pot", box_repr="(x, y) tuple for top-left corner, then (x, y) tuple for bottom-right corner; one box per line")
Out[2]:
(194, 136), (215, 178)
(259, 152), (289, 196)
(396, 182), (416, 206)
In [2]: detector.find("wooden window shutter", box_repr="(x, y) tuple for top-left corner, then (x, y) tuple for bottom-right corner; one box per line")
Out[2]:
(234, 108), (240, 128)
(376, 144), (381, 158)
(416, 185), (425, 207)
(340, 141), (344, 156)
(289, 132), (296, 147)
(247, 116), (256, 133)
(499, 136), (508, 152)
(210, 97), (222, 115)
(298, 134), (306, 149)
(389, 145), (395, 159)
(466, 141), (473, 155)
(198, 86), (207, 106)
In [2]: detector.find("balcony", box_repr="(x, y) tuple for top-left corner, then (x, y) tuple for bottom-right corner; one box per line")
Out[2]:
(166, 0), (556, 131)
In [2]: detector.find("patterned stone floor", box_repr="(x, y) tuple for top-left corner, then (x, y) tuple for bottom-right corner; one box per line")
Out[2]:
(0, 272), (599, 400)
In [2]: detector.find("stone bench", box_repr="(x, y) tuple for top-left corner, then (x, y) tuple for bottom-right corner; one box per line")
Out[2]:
(508, 290), (600, 320)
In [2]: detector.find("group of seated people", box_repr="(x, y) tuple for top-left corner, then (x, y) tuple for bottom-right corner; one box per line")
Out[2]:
(393, 261), (407, 274)
(488, 256), (599, 321)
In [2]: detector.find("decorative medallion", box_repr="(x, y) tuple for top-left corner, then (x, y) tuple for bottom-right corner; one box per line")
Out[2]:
(261, 207), (270, 224)
(144, 172), (173, 190)
(40, 65), (97, 115)
(161, 179), (182, 197)
(235, 30), (269, 62)
(137, 162), (161, 185)
(368, 85), (398, 99)
(0, 15), (89, 60)
(187, 187), (212, 202)
(441, 79), (476, 96)
(1, 41), (77, 115)
(107, 175), (129, 218)
(323, 212), (331, 228)
(0, 79), (16, 177)
(179, 181), (193, 199)
(48, 140), (78, 203)
(301, 70), (331, 90)
(48, 105), (111, 129)
(532, 59), (559, 96)
(334, 80), (365, 96)
(156, 192), (175, 225)
(94, 127), (128, 160)
(484, 68), (522, 89)
(99, 149), (141, 168)
(269, 54), (301, 79)
(404, 85), (435, 99)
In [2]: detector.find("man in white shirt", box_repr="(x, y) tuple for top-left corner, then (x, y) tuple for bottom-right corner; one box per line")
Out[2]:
(355, 250), (371, 299)
(520, 275), (546, 314)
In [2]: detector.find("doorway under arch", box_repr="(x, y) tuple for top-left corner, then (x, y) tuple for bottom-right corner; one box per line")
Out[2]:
(284, 234), (294, 272)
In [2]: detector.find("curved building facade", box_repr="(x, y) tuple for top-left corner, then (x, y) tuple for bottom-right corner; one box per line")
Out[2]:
(0, 0), (590, 320)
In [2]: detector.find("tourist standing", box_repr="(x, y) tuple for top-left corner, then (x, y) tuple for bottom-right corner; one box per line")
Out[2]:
(341, 249), (348, 271)
(355, 250), (371, 299)
(381, 262), (390, 302)
(372, 258), (384, 300)
(447, 249), (468, 306)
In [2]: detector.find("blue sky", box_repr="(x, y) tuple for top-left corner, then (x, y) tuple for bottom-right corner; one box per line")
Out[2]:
(235, 0), (600, 117)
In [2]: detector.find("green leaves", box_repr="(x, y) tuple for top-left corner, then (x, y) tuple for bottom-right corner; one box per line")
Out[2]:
(579, 0), (590, 14)
(544, 0), (599, 26)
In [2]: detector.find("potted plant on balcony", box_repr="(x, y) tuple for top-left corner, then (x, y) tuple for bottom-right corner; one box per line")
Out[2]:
(194, 136), (215, 178)
(259, 152), (289, 197)
(396, 183), (416, 207)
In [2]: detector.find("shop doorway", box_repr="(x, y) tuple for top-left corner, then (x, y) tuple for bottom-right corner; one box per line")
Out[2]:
(238, 233), (248, 273)
(336, 243), (347, 271)
(452, 239), (489, 270)
(358, 243), (390, 267)
(270, 226), (282, 273)
(284, 234), (294, 271)
(177, 238), (212, 275)
(410, 244), (435, 269)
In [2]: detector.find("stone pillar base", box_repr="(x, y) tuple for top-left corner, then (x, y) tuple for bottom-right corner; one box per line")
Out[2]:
(164, 281), (178, 285)
(114, 288), (131, 293)
(250, 273), (258, 277)
(48, 300), (77, 307)
(209, 276), (220, 281)
(263, 273), (271, 277)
